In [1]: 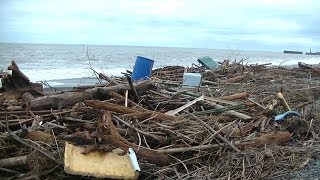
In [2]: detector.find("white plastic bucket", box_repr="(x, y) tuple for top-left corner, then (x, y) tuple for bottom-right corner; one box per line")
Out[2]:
(182, 73), (202, 86)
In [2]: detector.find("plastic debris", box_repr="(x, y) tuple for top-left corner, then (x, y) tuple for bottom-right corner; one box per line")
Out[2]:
(182, 73), (202, 86)
(128, 148), (140, 172)
(131, 56), (154, 81)
(197, 56), (219, 70)
(274, 111), (301, 121)
(64, 142), (140, 179)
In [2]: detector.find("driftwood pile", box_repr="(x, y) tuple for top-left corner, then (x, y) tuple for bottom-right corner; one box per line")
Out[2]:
(1, 60), (320, 179)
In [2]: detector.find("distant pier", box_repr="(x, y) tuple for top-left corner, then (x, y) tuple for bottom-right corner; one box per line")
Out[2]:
(305, 49), (320, 55)
(283, 50), (303, 54)
(305, 52), (320, 55)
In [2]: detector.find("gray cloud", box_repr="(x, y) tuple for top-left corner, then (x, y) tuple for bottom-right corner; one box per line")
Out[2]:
(0, 0), (319, 51)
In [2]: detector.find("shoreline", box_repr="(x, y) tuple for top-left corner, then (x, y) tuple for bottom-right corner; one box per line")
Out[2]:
(1, 60), (320, 179)
(39, 62), (320, 88)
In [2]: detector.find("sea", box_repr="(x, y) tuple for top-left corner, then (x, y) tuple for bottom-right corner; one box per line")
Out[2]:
(0, 43), (319, 87)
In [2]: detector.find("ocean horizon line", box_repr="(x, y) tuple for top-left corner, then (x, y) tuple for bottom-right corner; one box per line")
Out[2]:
(0, 41), (286, 53)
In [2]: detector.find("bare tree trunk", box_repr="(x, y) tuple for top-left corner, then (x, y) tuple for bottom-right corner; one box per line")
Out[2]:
(1, 61), (43, 93)
(26, 80), (154, 110)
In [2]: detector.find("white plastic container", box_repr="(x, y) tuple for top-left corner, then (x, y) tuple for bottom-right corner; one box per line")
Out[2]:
(182, 73), (202, 86)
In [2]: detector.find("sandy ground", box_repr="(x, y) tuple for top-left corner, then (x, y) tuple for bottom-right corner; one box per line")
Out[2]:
(293, 154), (320, 179)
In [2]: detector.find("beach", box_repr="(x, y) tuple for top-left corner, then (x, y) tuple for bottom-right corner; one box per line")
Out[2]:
(1, 58), (320, 179)
(2, 0), (320, 178)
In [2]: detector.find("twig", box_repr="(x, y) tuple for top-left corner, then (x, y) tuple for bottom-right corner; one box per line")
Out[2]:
(156, 139), (250, 153)
(242, 158), (245, 179)
(278, 60), (288, 67)
(0, 167), (21, 174)
(137, 131), (142, 152)
(85, 45), (101, 83)
(299, 140), (320, 143)
(167, 88), (250, 119)
(168, 153), (209, 172)
(189, 113), (241, 152)
(0, 121), (5, 129)
(8, 133), (60, 164)
(136, 114), (158, 125)
(202, 121), (237, 145)
(143, 135), (151, 149)
(193, 104), (244, 115)
(212, 103), (252, 120)
(125, 90), (128, 107)
(303, 119), (313, 140)
(112, 115), (162, 141)
(45, 122), (66, 129)
(205, 96), (239, 106)
(156, 143), (220, 153)
(248, 98), (266, 109)
(0, 109), (66, 115)
(173, 169), (182, 180)
(169, 155), (190, 175)
(165, 95), (204, 115)
(62, 117), (94, 123)
(107, 91), (145, 110)
(50, 108), (59, 120)
(51, 129), (61, 159)
(126, 75), (141, 102)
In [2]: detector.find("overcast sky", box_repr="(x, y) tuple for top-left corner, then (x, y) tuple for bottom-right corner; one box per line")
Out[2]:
(1, 0), (319, 51)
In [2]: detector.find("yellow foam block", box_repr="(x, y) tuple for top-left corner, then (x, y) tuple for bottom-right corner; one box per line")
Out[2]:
(64, 142), (139, 179)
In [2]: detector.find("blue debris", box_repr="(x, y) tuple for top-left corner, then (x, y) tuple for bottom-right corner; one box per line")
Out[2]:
(274, 111), (301, 121)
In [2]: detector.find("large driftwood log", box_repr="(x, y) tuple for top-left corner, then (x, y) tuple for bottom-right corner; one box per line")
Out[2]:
(298, 62), (320, 74)
(84, 100), (179, 122)
(27, 80), (155, 110)
(84, 100), (140, 114)
(0, 61), (43, 93)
